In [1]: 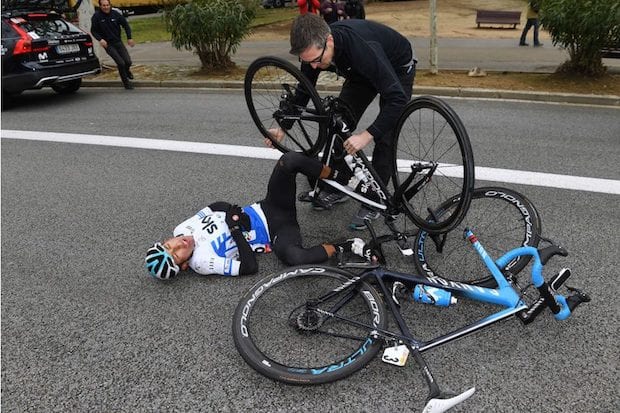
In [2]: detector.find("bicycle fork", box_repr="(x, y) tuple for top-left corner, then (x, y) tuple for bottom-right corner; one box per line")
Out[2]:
(376, 275), (476, 413)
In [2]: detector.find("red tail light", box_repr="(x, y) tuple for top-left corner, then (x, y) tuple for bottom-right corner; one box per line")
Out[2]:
(84, 41), (93, 47)
(11, 22), (50, 55)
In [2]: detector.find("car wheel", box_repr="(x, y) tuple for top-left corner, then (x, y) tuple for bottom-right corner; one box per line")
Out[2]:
(51, 79), (82, 94)
(274, 0), (284, 7)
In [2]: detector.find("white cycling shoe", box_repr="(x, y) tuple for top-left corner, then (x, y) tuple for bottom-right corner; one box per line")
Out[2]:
(422, 387), (476, 413)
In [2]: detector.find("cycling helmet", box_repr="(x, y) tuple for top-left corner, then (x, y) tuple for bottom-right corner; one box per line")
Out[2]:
(145, 242), (180, 280)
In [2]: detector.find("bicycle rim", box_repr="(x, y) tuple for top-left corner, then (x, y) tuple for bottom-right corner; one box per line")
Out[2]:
(414, 187), (541, 287)
(244, 56), (326, 156)
(232, 266), (386, 384)
(392, 95), (475, 233)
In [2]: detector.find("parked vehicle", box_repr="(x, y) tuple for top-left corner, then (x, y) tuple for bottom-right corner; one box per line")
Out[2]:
(1, 0), (100, 108)
(262, 0), (292, 9)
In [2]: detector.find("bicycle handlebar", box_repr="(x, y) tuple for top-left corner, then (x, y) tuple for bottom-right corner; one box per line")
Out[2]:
(465, 228), (589, 322)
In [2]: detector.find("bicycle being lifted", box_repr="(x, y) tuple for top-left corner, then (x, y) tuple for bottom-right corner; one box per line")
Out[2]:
(236, 56), (591, 412)
(244, 56), (541, 283)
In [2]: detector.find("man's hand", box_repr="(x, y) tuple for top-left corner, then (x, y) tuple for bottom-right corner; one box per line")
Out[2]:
(99, 39), (108, 49)
(344, 130), (373, 154)
(225, 205), (251, 231)
(265, 127), (285, 148)
(127, 39), (135, 47)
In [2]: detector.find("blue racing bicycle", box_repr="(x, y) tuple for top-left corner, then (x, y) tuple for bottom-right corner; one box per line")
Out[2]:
(232, 228), (589, 412)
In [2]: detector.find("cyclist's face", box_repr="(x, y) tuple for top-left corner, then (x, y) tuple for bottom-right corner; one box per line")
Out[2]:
(162, 236), (194, 267)
(299, 35), (333, 70)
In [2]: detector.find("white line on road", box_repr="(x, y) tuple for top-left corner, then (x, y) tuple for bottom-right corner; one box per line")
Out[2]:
(2, 129), (619, 195)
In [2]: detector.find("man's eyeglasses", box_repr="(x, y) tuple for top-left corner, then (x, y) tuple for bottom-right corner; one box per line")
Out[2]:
(299, 39), (327, 64)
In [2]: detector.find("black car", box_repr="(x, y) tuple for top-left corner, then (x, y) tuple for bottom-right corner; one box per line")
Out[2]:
(262, 0), (292, 9)
(1, 1), (100, 107)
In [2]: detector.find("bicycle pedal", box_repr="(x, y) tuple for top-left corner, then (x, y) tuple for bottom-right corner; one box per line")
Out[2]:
(567, 286), (591, 302)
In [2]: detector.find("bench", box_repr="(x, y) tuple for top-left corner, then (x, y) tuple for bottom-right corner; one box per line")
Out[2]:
(476, 10), (521, 29)
(601, 47), (620, 59)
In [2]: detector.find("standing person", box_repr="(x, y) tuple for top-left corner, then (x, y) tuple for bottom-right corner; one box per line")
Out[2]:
(91, 0), (135, 89)
(144, 152), (377, 280)
(344, 0), (365, 20)
(269, 14), (416, 230)
(320, 0), (347, 24)
(519, 0), (543, 47)
(298, 0), (321, 15)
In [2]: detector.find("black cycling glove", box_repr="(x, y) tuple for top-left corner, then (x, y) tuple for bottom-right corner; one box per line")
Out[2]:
(225, 204), (251, 232)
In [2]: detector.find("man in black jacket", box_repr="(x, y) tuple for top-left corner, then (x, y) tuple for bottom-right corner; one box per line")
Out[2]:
(91, 0), (135, 89)
(275, 14), (416, 230)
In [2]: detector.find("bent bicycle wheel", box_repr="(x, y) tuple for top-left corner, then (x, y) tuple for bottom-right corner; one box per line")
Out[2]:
(244, 56), (327, 156)
(232, 265), (387, 385)
(413, 187), (541, 287)
(392, 96), (475, 233)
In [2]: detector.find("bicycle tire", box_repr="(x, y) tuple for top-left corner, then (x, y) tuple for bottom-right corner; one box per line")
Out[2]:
(244, 56), (327, 156)
(232, 265), (387, 385)
(392, 95), (475, 233)
(413, 187), (541, 287)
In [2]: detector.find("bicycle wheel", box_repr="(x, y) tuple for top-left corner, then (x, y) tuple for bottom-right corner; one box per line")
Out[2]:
(232, 265), (387, 385)
(392, 95), (475, 233)
(244, 56), (327, 156)
(413, 187), (541, 287)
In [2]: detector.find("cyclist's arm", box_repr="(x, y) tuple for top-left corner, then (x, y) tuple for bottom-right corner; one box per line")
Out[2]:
(207, 201), (257, 274)
(229, 227), (258, 275)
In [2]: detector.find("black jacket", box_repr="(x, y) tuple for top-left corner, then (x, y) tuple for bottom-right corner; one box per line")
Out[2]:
(91, 9), (132, 43)
(302, 20), (416, 138)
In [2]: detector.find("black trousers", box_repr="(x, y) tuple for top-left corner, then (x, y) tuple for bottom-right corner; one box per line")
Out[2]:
(105, 41), (132, 82)
(338, 66), (415, 186)
(260, 152), (329, 266)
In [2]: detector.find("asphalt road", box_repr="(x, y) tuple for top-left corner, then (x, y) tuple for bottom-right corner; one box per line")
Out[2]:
(1, 88), (619, 412)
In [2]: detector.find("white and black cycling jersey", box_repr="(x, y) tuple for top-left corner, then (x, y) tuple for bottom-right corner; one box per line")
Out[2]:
(173, 203), (270, 276)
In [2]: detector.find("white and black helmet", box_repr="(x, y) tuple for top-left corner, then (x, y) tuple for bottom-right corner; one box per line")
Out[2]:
(145, 242), (180, 280)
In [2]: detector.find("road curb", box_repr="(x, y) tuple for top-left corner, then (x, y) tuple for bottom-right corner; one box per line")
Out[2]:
(82, 79), (620, 107)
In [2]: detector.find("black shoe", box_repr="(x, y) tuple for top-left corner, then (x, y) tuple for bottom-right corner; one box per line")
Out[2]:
(123, 81), (134, 90)
(332, 238), (379, 262)
(126, 69), (134, 80)
(519, 42), (529, 46)
(312, 189), (348, 210)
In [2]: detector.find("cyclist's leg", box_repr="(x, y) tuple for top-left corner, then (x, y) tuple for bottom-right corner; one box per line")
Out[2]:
(261, 153), (337, 264)
(271, 225), (330, 265)
(265, 152), (324, 208)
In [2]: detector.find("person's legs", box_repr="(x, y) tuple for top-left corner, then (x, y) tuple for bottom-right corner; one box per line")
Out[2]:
(520, 19), (534, 45)
(271, 225), (329, 265)
(106, 42), (132, 88)
(115, 42), (133, 78)
(533, 19), (542, 46)
(264, 152), (324, 211)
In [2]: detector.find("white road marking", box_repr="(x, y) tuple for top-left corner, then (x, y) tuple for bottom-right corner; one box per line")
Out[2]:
(2, 129), (619, 195)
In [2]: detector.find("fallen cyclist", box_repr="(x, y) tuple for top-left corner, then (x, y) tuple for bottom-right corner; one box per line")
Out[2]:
(145, 152), (379, 279)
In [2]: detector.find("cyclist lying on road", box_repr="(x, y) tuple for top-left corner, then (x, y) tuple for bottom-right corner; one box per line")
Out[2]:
(145, 152), (378, 279)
